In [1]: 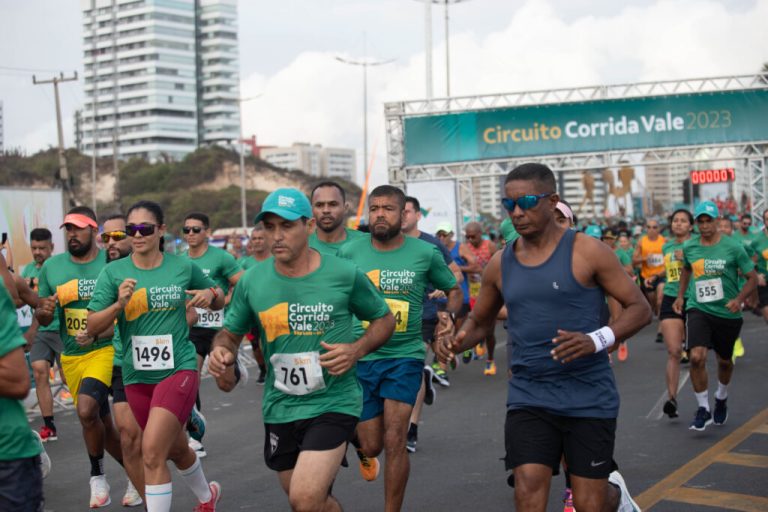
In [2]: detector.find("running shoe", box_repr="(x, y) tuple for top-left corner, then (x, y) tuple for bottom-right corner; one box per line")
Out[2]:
(484, 361), (497, 376)
(663, 398), (678, 418)
(689, 407), (713, 431)
(256, 365), (266, 385)
(655, 332), (663, 344)
(59, 388), (74, 404)
(732, 338), (745, 362)
(475, 343), (486, 357)
(89, 475), (111, 508)
(713, 398), (728, 425)
(680, 351), (690, 364)
(449, 356), (457, 370)
(618, 342), (628, 362)
(562, 487), (575, 512)
(432, 367), (450, 388)
(193, 481), (221, 512)
(122, 480), (143, 507)
(188, 438), (207, 458)
(33, 431), (51, 479)
(608, 470), (641, 512)
(422, 366), (436, 406)
(188, 407), (207, 443)
(356, 450), (380, 481)
(462, 350), (473, 364)
(39, 425), (57, 443)
(406, 430), (417, 454)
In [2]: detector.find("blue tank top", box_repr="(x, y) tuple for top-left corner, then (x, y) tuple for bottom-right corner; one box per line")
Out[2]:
(450, 243), (470, 305)
(501, 228), (619, 418)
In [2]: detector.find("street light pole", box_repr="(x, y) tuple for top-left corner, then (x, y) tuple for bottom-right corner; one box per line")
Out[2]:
(236, 94), (262, 229)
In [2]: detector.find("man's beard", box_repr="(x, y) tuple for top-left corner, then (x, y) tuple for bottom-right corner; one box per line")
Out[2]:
(317, 215), (343, 234)
(371, 222), (401, 242)
(107, 246), (131, 262)
(68, 236), (93, 257)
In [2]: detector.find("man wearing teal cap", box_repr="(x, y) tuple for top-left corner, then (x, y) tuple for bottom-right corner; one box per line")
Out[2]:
(208, 187), (395, 512)
(673, 200), (758, 432)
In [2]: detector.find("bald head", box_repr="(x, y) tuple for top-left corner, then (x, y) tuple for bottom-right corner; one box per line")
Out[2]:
(464, 222), (483, 247)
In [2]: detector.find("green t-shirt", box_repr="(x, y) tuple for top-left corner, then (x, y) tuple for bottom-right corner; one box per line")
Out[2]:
(89, 254), (215, 385)
(662, 238), (690, 299)
(682, 234), (755, 319)
(223, 254), (390, 423)
(37, 251), (112, 356)
(182, 245), (241, 330)
(309, 227), (369, 256)
(240, 255), (272, 271)
(732, 230), (757, 255)
(20, 263), (59, 334)
(751, 231), (768, 277)
(0, 284), (41, 461)
(614, 247), (632, 267)
(339, 235), (457, 361)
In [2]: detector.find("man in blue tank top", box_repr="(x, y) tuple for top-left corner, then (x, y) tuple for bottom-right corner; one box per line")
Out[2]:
(438, 163), (651, 512)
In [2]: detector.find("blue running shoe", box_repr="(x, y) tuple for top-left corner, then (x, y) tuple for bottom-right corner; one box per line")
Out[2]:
(713, 398), (728, 425)
(689, 406), (712, 431)
(188, 406), (207, 442)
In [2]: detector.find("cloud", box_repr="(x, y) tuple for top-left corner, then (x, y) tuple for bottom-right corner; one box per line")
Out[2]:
(241, 0), (768, 187)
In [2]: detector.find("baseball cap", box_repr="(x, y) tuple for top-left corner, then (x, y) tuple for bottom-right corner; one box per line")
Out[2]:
(602, 229), (617, 240)
(499, 217), (519, 243)
(585, 224), (602, 239)
(435, 221), (454, 234)
(254, 188), (312, 224)
(694, 201), (719, 220)
(60, 213), (97, 229)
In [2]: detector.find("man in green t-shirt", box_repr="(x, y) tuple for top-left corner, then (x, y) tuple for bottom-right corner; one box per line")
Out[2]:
(752, 209), (768, 323)
(239, 223), (270, 383)
(338, 185), (461, 512)
(208, 188), (394, 512)
(673, 201), (757, 432)
(309, 181), (367, 256)
(35, 206), (123, 508)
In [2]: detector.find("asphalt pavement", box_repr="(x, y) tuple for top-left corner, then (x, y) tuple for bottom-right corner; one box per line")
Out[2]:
(32, 313), (768, 511)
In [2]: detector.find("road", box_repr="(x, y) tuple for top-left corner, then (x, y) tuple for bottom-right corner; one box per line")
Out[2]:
(33, 313), (768, 511)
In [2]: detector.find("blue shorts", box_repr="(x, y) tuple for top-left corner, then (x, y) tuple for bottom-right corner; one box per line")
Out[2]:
(357, 358), (423, 421)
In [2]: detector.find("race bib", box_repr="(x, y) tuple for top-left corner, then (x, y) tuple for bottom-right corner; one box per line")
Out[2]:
(695, 278), (724, 303)
(64, 308), (88, 336)
(647, 253), (664, 267)
(469, 281), (482, 299)
(194, 307), (223, 328)
(131, 334), (174, 370)
(363, 298), (410, 333)
(270, 351), (325, 396)
(17, 305), (33, 328)
(665, 261), (682, 283)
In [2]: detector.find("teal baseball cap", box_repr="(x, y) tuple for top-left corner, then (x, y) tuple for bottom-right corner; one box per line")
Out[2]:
(254, 188), (312, 224)
(694, 201), (719, 220)
(585, 224), (602, 239)
(499, 217), (518, 243)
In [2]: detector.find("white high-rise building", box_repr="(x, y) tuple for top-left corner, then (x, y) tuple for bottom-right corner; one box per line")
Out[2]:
(262, 143), (356, 183)
(80, 0), (239, 162)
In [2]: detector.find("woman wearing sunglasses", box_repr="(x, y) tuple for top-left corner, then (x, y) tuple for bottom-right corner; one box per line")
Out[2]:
(87, 201), (225, 512)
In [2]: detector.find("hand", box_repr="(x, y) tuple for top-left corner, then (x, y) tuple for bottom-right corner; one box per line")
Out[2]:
(758, 274), (766, 287)
(672, 297), (684, 315)
(75, 331), (95, 347)
(725, 299), (741, 314)
(551, 330), (595, 364)
(436, 330), (464, 364)
(319, 341), (360, 376)
(428, 289), (446, 300)
(37, 293), (58, 317)
(436, 313), (455, 339)
(208, 346), (235, 378)
(643, 276), (656, 288)
(186, 289), (214, 310)
(117, 279), (137, 309)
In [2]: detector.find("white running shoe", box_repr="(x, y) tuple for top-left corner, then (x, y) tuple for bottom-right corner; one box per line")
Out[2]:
(122, 479), (143, 507)
(609, 470), (641, 512)
(188, 437), (207, 458)
(89, 475), (111, 508)
(236, 356), (249, 388)
(32, 431), (51, 479)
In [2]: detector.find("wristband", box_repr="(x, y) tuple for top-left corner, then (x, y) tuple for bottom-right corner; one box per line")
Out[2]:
(587, 326), (616, 353)
(209, 287), (218, 301)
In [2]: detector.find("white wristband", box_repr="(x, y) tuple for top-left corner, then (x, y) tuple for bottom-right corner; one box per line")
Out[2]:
(587, 326), (616, 353)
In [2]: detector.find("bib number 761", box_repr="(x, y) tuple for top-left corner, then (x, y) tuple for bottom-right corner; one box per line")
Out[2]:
(270, 351), (325, 396)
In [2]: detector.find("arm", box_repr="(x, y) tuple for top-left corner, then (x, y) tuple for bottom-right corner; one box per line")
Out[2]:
(448, 261), (464, 285)
(459, 245), (482, 274)
(0, 253), (20, 305)
(13, 274), (38, 308)
(728, 269), (759, 313)
(208, 328), (241, 392)
(0, 346), (30, 400)
(87, 278), (136, 337)
(673, 267), (692, 314)
(631, 242), (643, 267)
(319, 312), (395, 376)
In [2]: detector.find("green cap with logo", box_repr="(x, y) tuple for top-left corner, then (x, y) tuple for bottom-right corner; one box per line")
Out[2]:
(694, 201), (719, 220)
(585, 224), (602, 239)
(254, 188), (312, 224)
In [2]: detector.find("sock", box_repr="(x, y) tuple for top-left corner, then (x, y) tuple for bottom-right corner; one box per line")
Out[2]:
(259, 364), (266, 374)
(564, 469), (572, 488)
(89, 453), (105, 477)
(43, 416), (56, 430)
(195, 392), (201, 412)
(695, 390), (710, 411)
(408, 423), (418, 436)
(178, 455), (212, 503)
(145, 483), (173, 512)
(715, 381), (728, 400)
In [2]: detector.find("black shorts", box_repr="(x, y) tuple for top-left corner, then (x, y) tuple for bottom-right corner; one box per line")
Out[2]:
(0, 456), (44, 512)
(421, 317), (438, 344)
(80, 377), (112, 418)
(659, 295), (685, 321)
(758, 284), (768, 309)
(263, 412), (357, 472)
(505, 408), (617, 480)
(110, 365), (127, 404)
(640, 276), (662, 294)
(686, 308), (743, 360)
(189, 327), (217, 358)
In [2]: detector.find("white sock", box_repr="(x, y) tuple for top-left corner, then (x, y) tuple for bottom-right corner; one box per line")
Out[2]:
(695, 390), (710, 411)
(178, 455), (212, 503)
(715, 382), (728, 400)
(145, 483), (172, 512)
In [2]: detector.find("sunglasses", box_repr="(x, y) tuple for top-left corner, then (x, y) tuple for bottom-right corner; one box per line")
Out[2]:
(646, 225), (659, 229)
(182, 226), (204, 234)
(100, 231), (127, 243)
(501, 193), (552, 212)
(125, 223), (156, 237)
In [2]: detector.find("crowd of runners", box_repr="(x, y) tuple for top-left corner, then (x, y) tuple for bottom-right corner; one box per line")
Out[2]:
(2, 162), (767, 512)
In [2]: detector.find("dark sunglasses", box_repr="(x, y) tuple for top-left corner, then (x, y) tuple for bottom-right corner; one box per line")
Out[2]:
(646, 225), (660, 229)
(182, 226), (204, 234)
(501, 193), (552, 212)
(125, 223), (156, 237)
(100, 231), (127, 243)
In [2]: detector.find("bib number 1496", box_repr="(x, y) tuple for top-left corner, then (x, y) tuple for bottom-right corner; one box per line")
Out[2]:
(132, 334), (174, 370)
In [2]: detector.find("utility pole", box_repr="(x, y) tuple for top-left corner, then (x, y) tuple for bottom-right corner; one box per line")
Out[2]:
(33, 72), (79, 207)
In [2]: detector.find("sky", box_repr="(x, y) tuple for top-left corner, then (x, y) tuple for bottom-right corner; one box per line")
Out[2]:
(0, 0), (766, 187)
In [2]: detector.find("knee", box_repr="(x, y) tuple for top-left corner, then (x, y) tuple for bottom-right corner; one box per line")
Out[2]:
(32, 365), (49, 384)
(120, 427), (142, 455)
(572, 492), (603, 512)
(689, 352), (707, 368)
(77, 403), (100, 427)
(141, 441), (168, 471)
(288, 489), (326, 512)
(718, 359), (733, 372)
(359, 437), (383, 457)
(667, 345), (682, 359)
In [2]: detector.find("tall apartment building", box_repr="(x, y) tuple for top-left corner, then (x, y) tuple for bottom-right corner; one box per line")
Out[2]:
(261, 143), (357, 183)
(80, 0), (239, 162)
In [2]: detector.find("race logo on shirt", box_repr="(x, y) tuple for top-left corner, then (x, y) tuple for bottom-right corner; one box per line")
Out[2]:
(366, 269), (415, 295)
(125, 288), (149, 321)
(148, 285), (184, 311)
(691, 258), (727, 278)
(57, 278), (97, 306)
(259, 301), (336, 342)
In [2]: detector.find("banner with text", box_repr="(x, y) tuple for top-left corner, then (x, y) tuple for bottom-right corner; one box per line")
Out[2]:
(403, 89), (768, 166)
(406, 180), (457, 236)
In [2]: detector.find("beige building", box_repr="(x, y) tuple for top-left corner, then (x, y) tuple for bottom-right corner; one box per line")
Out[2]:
(261, 143), (356, 183)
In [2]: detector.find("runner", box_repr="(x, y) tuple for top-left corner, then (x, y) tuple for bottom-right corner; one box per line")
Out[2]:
(101, 214), (144, 507)
(20, 228), (64, 442)
(339, 185), (461, 511)
(673, 201), (758, 431)
(207, 187), (394, 512)
(309, 181), (367, 256)
(716, 216), (752, 362)
(239, 223), (270, 384)
(87, 200), (224, 511)
(752, 209), (768, 324)
(181, 212), (243, 457)
(732, 213), (757, 252)
(632, 219), (666, 343)
(438, 163), (650, 512)
(659, 209), (694, 419)
(35, 206), (123, 508)
(463, 221), (499, 375)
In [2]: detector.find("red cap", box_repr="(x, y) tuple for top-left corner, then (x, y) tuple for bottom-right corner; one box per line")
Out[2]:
(60, 213), (97, 229)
